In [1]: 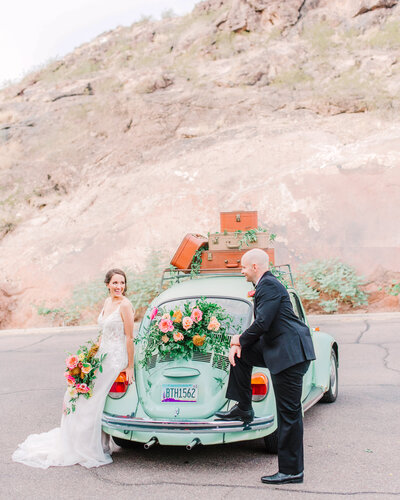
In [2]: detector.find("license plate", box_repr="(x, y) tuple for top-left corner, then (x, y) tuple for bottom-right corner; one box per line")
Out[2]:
(162, 384), (198, 403)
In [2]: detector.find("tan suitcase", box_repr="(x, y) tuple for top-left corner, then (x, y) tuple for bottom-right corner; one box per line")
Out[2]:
(200, 248), (275, 271)
(208, 231), (272, 251)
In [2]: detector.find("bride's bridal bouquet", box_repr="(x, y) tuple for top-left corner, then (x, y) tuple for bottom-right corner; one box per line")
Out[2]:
(63, 338), (107, 415)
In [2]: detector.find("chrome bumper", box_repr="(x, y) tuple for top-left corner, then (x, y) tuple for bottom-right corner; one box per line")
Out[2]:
(102, 412), (274, 433)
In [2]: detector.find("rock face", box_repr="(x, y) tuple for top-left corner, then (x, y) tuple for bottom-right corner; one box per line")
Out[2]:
(1, 0), (400, 327)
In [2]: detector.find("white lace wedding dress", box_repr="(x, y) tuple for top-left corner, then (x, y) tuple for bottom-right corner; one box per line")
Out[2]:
(12, 305), (128, 468)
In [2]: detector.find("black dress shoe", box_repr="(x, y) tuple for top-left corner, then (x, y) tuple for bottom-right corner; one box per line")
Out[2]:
(261, 471), (304, 484)
(215, 404), (254, 424)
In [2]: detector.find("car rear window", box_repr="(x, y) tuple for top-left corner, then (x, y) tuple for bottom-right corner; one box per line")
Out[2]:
(156, 296), (253, 335)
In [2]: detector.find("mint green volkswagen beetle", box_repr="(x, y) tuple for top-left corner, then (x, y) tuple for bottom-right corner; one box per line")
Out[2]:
(102, 270), (338, 452)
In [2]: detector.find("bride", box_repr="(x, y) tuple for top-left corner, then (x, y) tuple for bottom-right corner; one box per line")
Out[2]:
(12, 268), (135, 468)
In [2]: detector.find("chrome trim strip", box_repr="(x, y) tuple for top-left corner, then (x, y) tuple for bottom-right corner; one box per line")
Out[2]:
(102, 412), (274, 433)
(302, 387), (324, 412)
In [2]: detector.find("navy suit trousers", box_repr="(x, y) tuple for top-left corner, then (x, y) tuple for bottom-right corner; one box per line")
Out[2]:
(226, 340), (310, 474)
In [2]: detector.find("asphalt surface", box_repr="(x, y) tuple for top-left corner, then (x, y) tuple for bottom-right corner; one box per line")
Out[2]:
(1, 314), (400, 500)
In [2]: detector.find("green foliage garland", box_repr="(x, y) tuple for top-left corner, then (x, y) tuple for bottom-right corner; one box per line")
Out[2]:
(138, 298), (236, 367)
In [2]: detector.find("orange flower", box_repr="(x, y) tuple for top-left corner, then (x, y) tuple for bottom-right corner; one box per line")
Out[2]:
(172, 310), (183, 323)
(182, 317), (193, 330)
(69, 367), (81, 376)
(173, 331), (184, 342)
(207, 316), (220, 332)
(193, 334), (206, 347)
(161, 335), (169, 343)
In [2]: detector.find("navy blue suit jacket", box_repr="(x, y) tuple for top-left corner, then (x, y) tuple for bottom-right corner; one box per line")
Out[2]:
(239, 271), (316, 374)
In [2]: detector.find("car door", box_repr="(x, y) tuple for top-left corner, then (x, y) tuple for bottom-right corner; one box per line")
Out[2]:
(289, 291), (314, 401)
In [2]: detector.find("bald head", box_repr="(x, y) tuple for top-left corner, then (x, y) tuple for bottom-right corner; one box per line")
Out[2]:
(241, 249), (270, 284)
(242, 248), (269, 269)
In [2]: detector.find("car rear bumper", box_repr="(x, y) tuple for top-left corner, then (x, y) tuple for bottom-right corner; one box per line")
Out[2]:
(102, 411), (274, 433)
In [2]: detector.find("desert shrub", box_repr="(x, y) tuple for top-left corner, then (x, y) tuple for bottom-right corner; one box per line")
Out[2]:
(387, 281), (400, 296)
(302, 21), (335, 53)
(295, 259), (368, 313)
(368, 20), (400, 49)
(36, 251), (167, 326)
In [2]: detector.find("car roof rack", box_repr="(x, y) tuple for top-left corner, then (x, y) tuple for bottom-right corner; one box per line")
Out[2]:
(160, 264), (294, 289)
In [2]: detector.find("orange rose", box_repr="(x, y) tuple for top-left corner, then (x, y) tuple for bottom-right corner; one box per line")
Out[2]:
(161, 334), (169, 343)
(193, 334), (206, 347)
(172, 310), (183, 323)
(182, 317), (193, 330)
(207, 316), (220, 332)
(173, 331), (184, 342)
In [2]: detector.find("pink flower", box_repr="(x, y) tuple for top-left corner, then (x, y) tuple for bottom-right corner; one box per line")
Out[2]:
(207, 316), (220, 332)
(173, 331), (184, 342)
(159, 318), (174, 333)
(76, 383), (90, 394)
(191, 307), (203, 323)
(64, 372), (76, 385)
(150, 307), (158, 321)
(182, 316), (193, 330)
(66, 355), (79, 369)
(247, 290), (255, 298)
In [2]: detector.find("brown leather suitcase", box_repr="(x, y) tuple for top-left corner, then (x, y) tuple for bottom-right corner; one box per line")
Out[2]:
(200, 248), (275, 271)
(208, 232), (272, 251)
(220, 211), (258, 232)
(170, 234), (208, 270)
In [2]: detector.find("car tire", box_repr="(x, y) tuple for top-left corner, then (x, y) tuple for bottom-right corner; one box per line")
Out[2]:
(263, 429), (278, 454)
(321, 348), (338, 403)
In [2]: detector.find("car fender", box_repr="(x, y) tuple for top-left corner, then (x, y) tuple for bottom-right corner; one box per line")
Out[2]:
(312, 331), (338, 393)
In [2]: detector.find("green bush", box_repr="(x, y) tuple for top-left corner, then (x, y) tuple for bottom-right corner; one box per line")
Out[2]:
(295, 259), (368, 313)
(36, 251), (167, 326)
(387, 281), (400, 296)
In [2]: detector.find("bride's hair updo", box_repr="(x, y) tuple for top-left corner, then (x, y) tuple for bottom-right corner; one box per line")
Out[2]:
(104, 268), (128, 295)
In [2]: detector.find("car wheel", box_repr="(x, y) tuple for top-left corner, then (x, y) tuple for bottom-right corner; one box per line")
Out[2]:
(263, 429), (278, 454)
(321, 349), (338, 403)
(113, 436), (138, 449)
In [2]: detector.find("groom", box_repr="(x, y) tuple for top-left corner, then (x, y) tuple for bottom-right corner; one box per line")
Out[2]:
(215, 249), (316, 485)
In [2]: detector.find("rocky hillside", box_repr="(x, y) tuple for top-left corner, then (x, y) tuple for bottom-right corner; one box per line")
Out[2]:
(1, 0), (400, 327)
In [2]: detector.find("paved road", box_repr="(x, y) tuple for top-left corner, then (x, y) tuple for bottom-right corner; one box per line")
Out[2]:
(1, 315), (400, 499)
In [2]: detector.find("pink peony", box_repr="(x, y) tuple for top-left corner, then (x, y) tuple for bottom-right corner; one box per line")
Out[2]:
(64, 372), (76, 385)
(182, 316), (193, 330)
(150, 307), (158, 321)
(207, 316), (220, 332)
(66, 355), (79, 369)
(191, 307), (203, 323)
(173, 331), (184, 342)
(76, 383), (90, 394)
(159, 318), (174, 333)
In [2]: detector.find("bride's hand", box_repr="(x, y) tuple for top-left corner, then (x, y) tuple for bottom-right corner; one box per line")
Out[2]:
(124, 366), (135, 384)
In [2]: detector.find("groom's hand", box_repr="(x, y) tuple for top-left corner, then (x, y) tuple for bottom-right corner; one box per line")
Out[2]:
(230, 334), (241, 347)
(229, 345), (241, 367)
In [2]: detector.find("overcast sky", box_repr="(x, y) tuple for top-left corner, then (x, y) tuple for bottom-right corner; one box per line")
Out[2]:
(0, 0), (198, 87)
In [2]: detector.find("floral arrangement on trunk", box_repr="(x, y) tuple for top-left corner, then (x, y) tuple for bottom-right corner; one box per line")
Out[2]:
(141, 298), (235, 366)
(63, 337), (107, 414)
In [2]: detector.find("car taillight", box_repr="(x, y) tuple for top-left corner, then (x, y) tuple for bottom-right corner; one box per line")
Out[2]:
(251, 372), (269, 402)
(109, 372), (128, 399)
